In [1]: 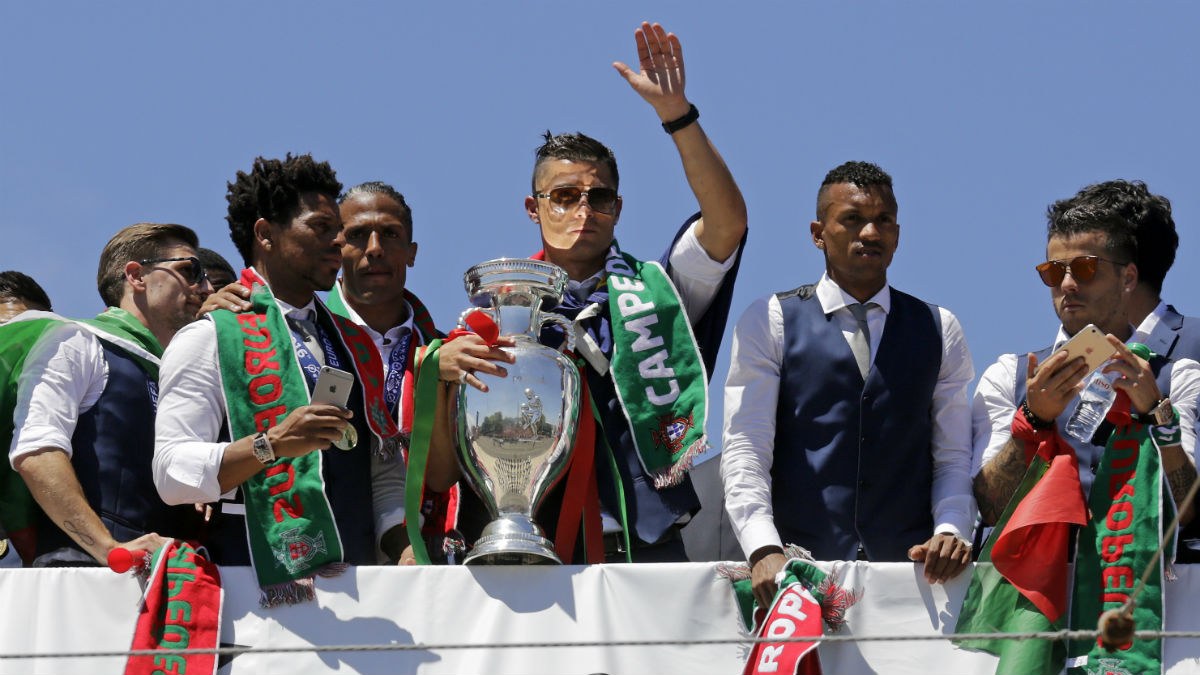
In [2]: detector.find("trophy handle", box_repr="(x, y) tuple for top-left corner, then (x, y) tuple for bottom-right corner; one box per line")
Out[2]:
(539, 313), (575, 354)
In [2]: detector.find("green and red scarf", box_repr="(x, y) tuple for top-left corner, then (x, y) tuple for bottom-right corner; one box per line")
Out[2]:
(327, 281), (462, 552)
(212, 269), (402, 604)
(0, 311), (66, 564)
(956, 388), (1168, 674)
(125, 540), (222, 675)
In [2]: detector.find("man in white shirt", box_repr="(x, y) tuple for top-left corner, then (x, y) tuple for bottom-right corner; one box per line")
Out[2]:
(721, 161), (975, 607)
(11, 224), (213, 566)
(153, 155), (442, 568)
(972, 195), (1199, 531)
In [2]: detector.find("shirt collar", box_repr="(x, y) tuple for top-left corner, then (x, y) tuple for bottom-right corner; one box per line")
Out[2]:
(340, 296), (416, 345)
(815, 271), (891, 316)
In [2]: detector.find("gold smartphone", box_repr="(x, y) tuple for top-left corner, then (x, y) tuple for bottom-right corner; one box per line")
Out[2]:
(1048, 324), (1113, 374)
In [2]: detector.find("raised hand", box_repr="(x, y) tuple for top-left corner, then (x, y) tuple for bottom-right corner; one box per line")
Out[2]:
(613, 21), (691, 122)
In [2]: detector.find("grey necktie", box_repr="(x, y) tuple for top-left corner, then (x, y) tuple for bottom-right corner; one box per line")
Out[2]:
(288, 310), (325, 367)
(847, 302), (877, 380)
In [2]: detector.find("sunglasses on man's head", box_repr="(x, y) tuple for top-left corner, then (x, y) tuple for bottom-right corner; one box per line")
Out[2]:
(534, 186), (620, 214)
(1035, 255), (1127, 287)
(138, 256), (207, 285)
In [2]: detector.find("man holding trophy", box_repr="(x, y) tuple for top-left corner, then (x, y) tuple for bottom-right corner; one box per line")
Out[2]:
(442, 21), (747, 563)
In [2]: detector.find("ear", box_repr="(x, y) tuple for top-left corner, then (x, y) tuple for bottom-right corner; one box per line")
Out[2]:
(407, 241), (418, 268)
(1123, 261), (1138, 292)
(123, 260), (147, 293)
(524, 196), (540, 225)
(810, 220), (825, 250)
(253, 218), (273, 250)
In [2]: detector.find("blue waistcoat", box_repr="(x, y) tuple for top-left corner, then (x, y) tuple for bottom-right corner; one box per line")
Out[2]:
(772, 284), (942, 562)
(206, 310), (377, 566)
(35, 340), (199, 558)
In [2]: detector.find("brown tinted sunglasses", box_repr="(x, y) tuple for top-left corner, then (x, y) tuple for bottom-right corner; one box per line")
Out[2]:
(1035, 255), (1128, 287)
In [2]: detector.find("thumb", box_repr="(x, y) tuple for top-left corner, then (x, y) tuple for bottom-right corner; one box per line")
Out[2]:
(1027, 352), (1038, 379)
(613, 61), (637, 81)
(907, 544), (927, 561)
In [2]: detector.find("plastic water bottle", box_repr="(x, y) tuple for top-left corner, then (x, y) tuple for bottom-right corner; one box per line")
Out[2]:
(1062, 343), (1153, 443)
(1064, 366), (1119, 442)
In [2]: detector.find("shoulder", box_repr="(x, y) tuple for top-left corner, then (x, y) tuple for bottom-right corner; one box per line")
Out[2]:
(162, 318), (217, 362)
(773, 283), (817, 302)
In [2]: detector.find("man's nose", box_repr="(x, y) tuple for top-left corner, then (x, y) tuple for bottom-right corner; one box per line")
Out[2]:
(366, 230), (384, 255)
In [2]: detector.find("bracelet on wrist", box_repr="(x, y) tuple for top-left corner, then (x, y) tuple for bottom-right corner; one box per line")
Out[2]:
(661, 103), (699, 135)
(1021, 398), (1055, 431)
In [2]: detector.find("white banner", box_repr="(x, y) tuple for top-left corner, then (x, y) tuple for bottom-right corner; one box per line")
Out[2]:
(2, 561), (1199, 674)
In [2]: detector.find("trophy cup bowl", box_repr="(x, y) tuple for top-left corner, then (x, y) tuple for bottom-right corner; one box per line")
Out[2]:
(454, 258), (581, 564)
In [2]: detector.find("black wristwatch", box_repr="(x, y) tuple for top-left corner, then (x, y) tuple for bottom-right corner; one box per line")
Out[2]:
(1021, 398), (1055, 430)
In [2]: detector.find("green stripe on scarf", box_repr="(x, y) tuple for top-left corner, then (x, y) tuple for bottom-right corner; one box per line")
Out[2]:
(1068, 422), (1166, 674)
(604, 242), (707, 487)
(79, 307), (163, 378)
(404, 340), (442, 566)
(211, 282), (344, 603)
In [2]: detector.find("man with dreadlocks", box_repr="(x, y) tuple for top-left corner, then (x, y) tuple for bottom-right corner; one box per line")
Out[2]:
(721, 161), (976, 609)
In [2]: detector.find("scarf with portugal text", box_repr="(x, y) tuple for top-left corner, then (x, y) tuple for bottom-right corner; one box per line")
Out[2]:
(956, 385), (1169, 674)
(211, 269), (402, 605)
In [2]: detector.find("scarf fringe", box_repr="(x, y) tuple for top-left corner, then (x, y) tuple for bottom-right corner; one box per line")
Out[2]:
(716, 544), (817, 583)
(649, 434), (707, 489)
(257, 563), (346, 608)
(259, 578), (316, 608)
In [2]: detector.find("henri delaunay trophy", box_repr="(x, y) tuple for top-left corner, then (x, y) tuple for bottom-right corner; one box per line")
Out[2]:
(453, 258), (581, 564)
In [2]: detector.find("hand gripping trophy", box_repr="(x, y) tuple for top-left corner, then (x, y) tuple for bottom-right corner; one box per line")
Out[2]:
(453, 258), (581, 564)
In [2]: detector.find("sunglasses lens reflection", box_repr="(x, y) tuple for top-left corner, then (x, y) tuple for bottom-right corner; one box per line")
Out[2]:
(1036, 256), (1099, 287)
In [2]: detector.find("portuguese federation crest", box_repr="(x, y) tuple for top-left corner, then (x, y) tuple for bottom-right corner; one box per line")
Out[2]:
(652, 413), (695, 454)
(272, 527), (328, 574)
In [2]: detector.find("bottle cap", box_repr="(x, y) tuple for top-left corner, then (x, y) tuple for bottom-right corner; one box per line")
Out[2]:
(1128, 342), (1154, 361)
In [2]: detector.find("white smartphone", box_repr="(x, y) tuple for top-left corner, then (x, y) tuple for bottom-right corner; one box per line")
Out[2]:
(1048, 324), (1113, 374)
(310, 366), (354, 409)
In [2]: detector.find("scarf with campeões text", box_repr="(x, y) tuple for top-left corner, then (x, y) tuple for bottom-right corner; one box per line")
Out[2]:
(533, 240), (708, 488)
(125, 540), (222, 675)
(212, 269), (402, 605)
(326, 281), (462, 548)
(1067, 406), (1169, 674)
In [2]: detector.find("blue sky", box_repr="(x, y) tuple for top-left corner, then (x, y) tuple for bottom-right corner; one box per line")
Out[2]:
(4, 3), (1199, 457)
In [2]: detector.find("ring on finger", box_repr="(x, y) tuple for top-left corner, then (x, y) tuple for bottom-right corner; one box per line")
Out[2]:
(459, 370), (470, 384)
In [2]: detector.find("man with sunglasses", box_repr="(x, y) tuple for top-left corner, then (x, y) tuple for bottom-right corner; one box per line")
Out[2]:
(9, 224), (213, 566)
(481, 22), (747, 563)
(972, 201), (1200, 531)
(721, 161), (976, 608)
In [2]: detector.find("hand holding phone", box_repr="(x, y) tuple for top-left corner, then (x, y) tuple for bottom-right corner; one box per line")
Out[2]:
(1045, 324), (1113, 375)
(310, 366), (356, 450)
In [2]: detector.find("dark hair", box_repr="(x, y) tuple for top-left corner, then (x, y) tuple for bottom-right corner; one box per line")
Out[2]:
(1047, 180), (1175, 294)
(225, 154), (342, 266)
(0, 270), (52, 311)
(532, 131), (619, 193)
(816, 161), (894, 220)
(197, 248), (237, 286)
(1045, 203), (1138, 265)
(340, 181), (414, 237)
(96, 223), (200, 306)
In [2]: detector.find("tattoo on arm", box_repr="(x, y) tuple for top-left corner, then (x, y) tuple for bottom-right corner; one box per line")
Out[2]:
(1167, 462), (1198, 510)
(973, 438), (1028, 526)
(62, 519), (96, 546)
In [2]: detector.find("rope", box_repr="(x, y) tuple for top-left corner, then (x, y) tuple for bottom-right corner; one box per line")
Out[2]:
(4, 628), (1200, 661)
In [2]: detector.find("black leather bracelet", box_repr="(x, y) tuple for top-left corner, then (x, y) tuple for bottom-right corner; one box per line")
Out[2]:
(661, 103), (699, 134)
(1021, 398), (1055, 430)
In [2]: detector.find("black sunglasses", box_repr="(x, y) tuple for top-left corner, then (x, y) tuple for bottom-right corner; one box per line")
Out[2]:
(138, 256), (207, 285)
(534, 186), (620, 214)
(1035, 255), (1128, 287)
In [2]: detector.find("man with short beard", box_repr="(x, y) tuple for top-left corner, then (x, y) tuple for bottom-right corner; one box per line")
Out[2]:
(10, 224), (213, 566)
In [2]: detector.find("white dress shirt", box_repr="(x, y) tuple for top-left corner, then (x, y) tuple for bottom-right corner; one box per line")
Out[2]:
(10, 315), (159, 466)
(152, 293), (407, 545)
(664, 221), (740, 321)
(721, 272), (977, 559)
(971, 325), (1200, 496)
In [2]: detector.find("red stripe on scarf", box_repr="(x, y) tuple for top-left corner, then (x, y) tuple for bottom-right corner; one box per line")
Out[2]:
(742, 583), (823, 674)
(555, 373), (604, 564)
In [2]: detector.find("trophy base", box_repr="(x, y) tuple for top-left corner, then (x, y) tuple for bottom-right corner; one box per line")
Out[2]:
(463, 514), (562, 565)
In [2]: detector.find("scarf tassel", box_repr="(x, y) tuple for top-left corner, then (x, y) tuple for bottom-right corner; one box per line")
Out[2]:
(649, 434), (708, 489)
(257, 563), (347, 608)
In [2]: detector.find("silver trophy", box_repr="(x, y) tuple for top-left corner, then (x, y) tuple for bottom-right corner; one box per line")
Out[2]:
(454, 258), (581, 564)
